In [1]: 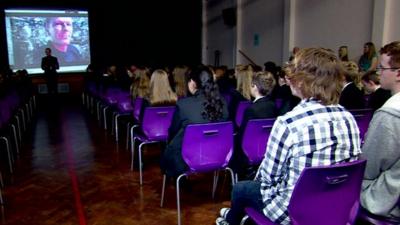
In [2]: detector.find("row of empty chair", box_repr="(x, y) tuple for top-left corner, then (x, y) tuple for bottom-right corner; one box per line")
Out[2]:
(0, 87), (36, 205)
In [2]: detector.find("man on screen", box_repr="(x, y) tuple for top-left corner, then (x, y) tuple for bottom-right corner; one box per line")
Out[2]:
(44, 17), (82, 64)
(41, 48), (59, 94)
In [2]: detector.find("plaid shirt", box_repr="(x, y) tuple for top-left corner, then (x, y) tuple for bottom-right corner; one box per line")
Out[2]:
(255, 98), (361, 224)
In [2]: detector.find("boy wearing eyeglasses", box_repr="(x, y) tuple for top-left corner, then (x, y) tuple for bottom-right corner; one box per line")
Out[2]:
(361, 41), (400, 221)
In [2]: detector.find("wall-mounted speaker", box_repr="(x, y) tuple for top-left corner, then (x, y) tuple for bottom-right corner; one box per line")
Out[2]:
(222, 7), (236, 27)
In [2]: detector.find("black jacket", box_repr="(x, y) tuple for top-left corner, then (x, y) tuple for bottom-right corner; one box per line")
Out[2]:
(339, 82), (365, 109)
(160, 91), (229, 177)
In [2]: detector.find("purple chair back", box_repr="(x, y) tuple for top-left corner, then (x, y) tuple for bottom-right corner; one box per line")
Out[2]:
(133, 97), (144, 122)
(235, 101), (251, 127)
(0, 97), (12, 126)
(288, 159), (367, 225)
(349, 109), (373, 142)
(116, 93), (134, 112)
(0, 99), (6, 128)
(221, 93), (231, 106)
(181, 121), (233, 173)
(244, 159), (367, 225)
(242, 118), (275, 165)
(275, 98), (283, 110)
(141, 106), (175, 141)
(104, 87), (122, 104)
(363, 94), (371, 108)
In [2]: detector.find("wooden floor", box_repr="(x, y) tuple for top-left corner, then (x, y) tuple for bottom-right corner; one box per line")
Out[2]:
(1, 95), (232, 225)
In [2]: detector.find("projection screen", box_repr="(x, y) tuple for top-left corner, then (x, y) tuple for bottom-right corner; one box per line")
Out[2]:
(5, 9), (91, 74)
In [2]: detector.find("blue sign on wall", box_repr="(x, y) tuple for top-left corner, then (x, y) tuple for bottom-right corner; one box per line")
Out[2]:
(254, 33), (260, 46)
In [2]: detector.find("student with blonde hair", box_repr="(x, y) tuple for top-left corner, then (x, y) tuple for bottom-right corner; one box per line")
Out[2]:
(227, 65), (253, 120)
(130, 67), (150, 99)
(148, 69), (177, 105)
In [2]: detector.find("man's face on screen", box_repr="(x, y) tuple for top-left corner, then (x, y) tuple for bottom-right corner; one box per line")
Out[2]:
(48, 17), (73, 46)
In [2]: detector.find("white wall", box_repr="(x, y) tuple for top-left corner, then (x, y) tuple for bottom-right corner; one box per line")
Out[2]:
(203, 0), (400, 68)
(383, 0), (400, 45)
(293, 0), (374, 62)
(237, 0), (284, 66)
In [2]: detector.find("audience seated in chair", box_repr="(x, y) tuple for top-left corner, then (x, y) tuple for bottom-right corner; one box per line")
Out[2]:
(271, 68), (300, 115)
(229, 71), (277, 180)
(216, 47), (361, 225)
(160, 66), (228, 178)
(340, 61), (365, 109)
(227, 65), (253, 121)
(361, 70), (392, 111)
(360, 41), (400, 222)
(140, 69), (177, 116)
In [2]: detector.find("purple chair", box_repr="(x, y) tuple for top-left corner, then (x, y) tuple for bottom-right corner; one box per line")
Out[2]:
(126, 97), (144, 150)
(235, 101), (251, 127)
(0, 99), (15, 173)
(112, 93), (134, 141)
(133, 97), (144, 122)
(357, 207), (400, 225)
(275, 98), (283, 110)
(101, 87), (121, 130)
(237, 118), (275, 182)
(222, 92), (232, 106)
(349, 108), (373, 143)
(241, 159), (367, 225)
(160, 121), (235, 225)
(130, 106), (175, 185)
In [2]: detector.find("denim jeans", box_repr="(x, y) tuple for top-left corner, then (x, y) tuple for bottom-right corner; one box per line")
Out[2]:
(226, 180), (265, 225)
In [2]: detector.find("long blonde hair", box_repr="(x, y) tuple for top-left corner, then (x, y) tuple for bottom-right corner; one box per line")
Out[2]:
(149, 69), (177, 105)
(235, 64), (253, 100)
(130, 67), (150, 98)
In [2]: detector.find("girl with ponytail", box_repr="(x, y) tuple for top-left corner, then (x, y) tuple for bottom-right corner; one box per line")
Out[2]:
(160, 66), (228, 177)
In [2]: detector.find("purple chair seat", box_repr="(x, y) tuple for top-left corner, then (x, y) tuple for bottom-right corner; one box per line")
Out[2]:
(242, 160), (367, 225)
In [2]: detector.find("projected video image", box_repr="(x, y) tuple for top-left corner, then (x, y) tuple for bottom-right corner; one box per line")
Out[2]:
(5, 10), (91, 74)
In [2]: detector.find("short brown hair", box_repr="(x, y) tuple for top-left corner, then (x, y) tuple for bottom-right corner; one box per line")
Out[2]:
(252, 71), (276, 96)
(361, 70), (380, 85)
(380, 41), (400, 68)
(285, 47), (345, 105)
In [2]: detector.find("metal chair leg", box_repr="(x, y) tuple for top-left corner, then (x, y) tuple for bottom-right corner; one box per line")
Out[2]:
(0, 137), (13, 173)
(160, 175), (167, 207)
(212, 171), (219, 199)
(139, 142), (146, 185)
(11, 124), (19, 155)
(103, 106), (109, 130)
(126, 122), (131, 150)
(176, 174), (186, 225)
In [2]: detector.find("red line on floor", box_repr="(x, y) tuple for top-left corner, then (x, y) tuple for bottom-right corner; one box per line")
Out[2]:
(62, 115), (87, 225)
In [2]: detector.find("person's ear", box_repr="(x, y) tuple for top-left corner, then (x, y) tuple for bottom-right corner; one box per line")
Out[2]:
(395, 69), (400, 81)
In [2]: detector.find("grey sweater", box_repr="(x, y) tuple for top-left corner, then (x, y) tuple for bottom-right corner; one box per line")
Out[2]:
(361, 92), (400, 218)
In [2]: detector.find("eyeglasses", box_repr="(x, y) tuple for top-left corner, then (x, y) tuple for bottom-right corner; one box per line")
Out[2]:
(376, 66), (400, 71)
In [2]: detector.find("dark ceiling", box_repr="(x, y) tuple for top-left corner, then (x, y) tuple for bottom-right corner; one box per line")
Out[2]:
(0, 0), (203, 71)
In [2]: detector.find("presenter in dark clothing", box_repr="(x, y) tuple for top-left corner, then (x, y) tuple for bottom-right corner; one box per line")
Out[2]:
(41, 48), (59, 94)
